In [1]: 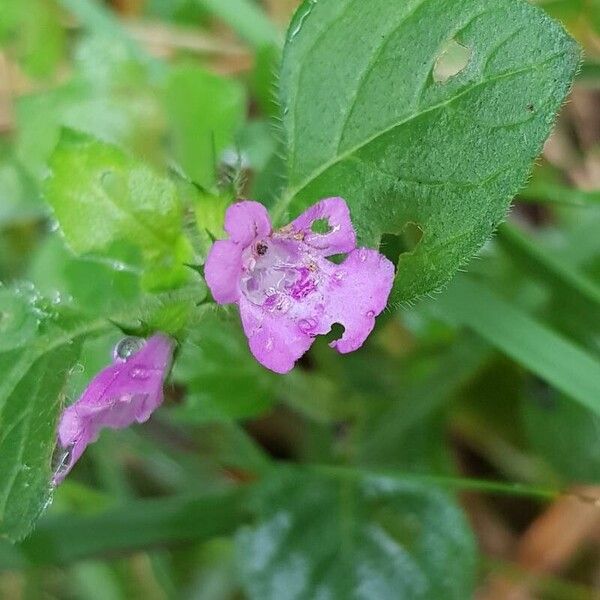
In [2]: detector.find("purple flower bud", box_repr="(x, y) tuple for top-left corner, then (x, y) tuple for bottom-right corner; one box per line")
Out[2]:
(204, 198), (394, 374)
(53, 334), (175, 485)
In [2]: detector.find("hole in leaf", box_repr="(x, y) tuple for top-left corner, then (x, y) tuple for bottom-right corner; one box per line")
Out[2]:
(402, 221), (424, 250)
(379, 222), (424, 266)
(311, 218), (332, 234)
(433, 39), (471, 83)
(379, 233), (403, 267)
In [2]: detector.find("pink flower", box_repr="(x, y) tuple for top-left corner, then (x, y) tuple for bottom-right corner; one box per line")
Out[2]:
(53, 334), (175, 484)
(204, 198), (394, 374)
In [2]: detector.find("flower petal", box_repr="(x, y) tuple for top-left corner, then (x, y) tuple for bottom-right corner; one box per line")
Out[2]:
(205, 239), (244, 304)
(54, 334), (174, 483)
(224, 201), (272, 246)
(321, 248), (394, 354)
(238, 295), (314, 374)
(289, 197), (356, 256)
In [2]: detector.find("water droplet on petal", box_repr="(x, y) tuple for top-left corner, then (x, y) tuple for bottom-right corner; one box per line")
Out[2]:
(358, 249), (368, 262)
(367, 310), (375, 318)
(114, 336), (144, 362)
(265, 338), (274, 351)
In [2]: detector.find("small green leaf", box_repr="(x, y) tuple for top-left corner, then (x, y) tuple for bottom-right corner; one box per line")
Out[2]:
(236, 469), (476, 600)
(44, 130), (187, 266)
(278, 0), (579, 303)
(0, 286), (110, 540)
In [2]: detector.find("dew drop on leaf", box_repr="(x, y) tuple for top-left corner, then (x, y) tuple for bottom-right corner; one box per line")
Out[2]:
(51, 443), (74, 485)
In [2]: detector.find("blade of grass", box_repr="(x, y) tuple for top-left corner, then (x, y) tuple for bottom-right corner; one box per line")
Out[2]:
(0, 488), (249, 570)
(497, 223), (600, 311)
(310, 464), (560, 502)
(433, 277), (600, 415)
(518, 179), (600, 206)
(576, 60), (600, 87)
(197, 0), (280, 49)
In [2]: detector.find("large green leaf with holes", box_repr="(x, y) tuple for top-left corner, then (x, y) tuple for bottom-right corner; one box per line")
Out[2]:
(236, 469), (476, 600)
(0, 286), (110, 540)
(276, 0), (579, 303)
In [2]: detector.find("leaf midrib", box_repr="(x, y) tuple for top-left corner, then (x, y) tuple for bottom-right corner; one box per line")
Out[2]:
(275, 50), (569, 222)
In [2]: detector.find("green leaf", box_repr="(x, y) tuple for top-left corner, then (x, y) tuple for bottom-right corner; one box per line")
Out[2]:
(28, 235), (141, 318)
(164, 64), (246, 189)
(44, 130), (192, 288)
(236, 469), (477, 600)
(0, 286), (110, 540)
(277, 0), (579, 303)
(433, 277), (600, 416)
(171, 310), (277, 422)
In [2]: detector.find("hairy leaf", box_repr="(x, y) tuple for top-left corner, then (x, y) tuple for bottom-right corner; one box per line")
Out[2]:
(278, 0), (579, 303)
(0, 287), (109, 540)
